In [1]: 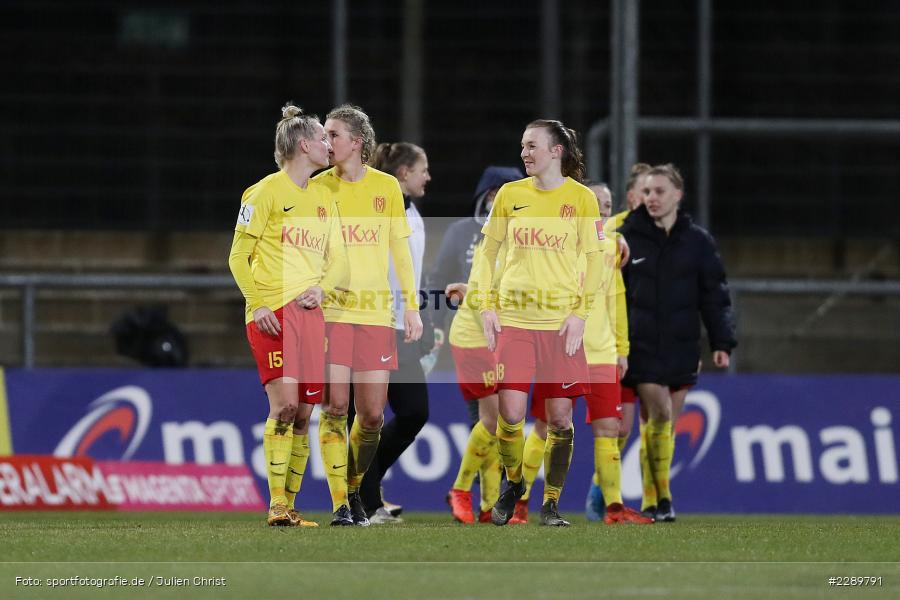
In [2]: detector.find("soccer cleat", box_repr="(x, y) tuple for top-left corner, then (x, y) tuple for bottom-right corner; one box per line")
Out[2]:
(368, 507), (403, 525)
(585, 482), (605, 522)
(348, 492), (370, 526)
(330, 505), (354, 526)
(508, 500), (529, 525)
(286, 508), (319, 527)
(447, 489), (475, 524)
(656, 498), (676, 522)
(380, 486), (403, 517)
(539, 499), (570, 527)
(267, 504), (291, 527)
(603, 503), (654, 525)
(641, 505), (657, 521)
(491, 478), (526, 526)
(478, 510), (492, 523)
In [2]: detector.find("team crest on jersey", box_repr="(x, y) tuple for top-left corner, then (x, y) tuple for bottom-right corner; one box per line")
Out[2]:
(595, 218), (606, 240)
(373, 196), (386, 213)
(559, 204), (576, 220)
(317, 206), (327, 222)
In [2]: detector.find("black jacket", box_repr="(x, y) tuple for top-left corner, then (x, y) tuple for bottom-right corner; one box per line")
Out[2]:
(620, 205), (737, 386)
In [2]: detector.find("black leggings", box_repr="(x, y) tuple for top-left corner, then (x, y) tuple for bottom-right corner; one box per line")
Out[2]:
(348, 333), (429, 511)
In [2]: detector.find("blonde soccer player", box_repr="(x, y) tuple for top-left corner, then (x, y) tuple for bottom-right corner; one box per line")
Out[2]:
(228, 104), (349, 527)
(313, 105), (422, 526)
(529, 182), (653, 525)
(479, 119), (603, 527)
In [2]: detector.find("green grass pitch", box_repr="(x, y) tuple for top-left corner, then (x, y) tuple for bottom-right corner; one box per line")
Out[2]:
(2, 512), (898, 599)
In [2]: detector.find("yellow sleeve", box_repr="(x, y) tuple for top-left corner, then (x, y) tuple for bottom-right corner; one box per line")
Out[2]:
(320, 201), (350, 293)
(389, 178), (413, 240)
(480, 186), (509, 242)
(613, 268), (629, 356)
(576, 191), (602, 257)
(234, 185), (272, 238)
(477, 236), (503, 312)
(227, 231), (266, 313)
(573, 251), (602, 320)
(390, 236), (418, 308)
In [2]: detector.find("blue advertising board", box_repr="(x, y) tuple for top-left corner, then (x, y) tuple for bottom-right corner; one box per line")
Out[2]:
(1, 369), (898, 514)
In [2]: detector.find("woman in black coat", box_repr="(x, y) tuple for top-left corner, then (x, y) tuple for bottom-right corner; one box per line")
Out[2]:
(620, 163), (737, 522)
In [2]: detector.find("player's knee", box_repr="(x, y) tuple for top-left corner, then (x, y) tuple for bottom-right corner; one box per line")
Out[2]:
(357, 412), (383, 430)
(275, 403), (298, 423)
(481, 415), (498, 433)
(548, 414), (572, 430)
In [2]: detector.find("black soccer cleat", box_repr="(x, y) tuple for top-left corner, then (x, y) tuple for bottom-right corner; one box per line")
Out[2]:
(330, 504), (354, 526)
(641, 505), (657, 521)
(491, 478), (526, 526)
(656, 498), (676, 522)
(539, 499), (570, 527)
(348, 491), (371, 527)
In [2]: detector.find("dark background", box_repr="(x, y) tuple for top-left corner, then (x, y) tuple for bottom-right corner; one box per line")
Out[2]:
(3, 0), (900, 238)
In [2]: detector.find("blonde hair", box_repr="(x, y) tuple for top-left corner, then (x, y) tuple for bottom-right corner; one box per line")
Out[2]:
(646, 163), (685, 190)
(327, 103), (377, 163)
(274, 103), (320, 169)
(626, 162), (652, 191)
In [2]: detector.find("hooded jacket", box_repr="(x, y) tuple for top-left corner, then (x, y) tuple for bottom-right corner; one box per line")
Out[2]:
(620, 205), (737, 386)
(425, 166), (523, 329)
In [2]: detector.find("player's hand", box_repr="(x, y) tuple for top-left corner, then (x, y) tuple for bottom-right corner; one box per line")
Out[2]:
(252, 306), (281, 337)
(713, 350), (730, 369)
(445, 282), (468, 305)
(404, 309), (423, 343)
(617, 234), (630, 267)
(617, 355), (629, 380)
(481, 309), (501, 352)
(296, 286), (324, 309)
(559, 313), (586, 357)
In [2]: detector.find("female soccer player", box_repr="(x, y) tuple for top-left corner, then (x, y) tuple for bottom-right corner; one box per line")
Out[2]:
(479, 119), (603, 527)
(528, 182), (652, 525)
(313, 105), (422, 526)
(228, 104), (349, 527)
(620, 163), (736, 522)
(350, 141), (432, 524)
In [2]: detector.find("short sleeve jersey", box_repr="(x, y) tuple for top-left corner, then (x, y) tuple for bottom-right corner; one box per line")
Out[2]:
(234, 171), (343, 323)
(313, 166), (412, 327)
(480, 177), (602, 330)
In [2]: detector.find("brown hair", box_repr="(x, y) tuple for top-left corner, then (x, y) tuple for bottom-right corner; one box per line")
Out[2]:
(326, 103), (377, 163)
(626, 162), (652, 191)
(274, 103), (320, 169)
(526, 119), (585, 182)
(646, 163), (685, 190)
(370, 142), (426, 176)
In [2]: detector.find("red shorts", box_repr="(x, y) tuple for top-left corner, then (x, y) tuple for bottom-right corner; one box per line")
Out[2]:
(245, 304), (325, 402)
(450, 344), (498, 401)
(325, 322), (398, 371)
(621, 385), (637, 404)
(530, 365), (621, 423)
(496, 326), (589, 398)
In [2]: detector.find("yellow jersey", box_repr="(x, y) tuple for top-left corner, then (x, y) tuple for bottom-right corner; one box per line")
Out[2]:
(448, 238), (506, 348)
(582, 236), (629, 365)
(234, 171), (345, 324)
(313, 166), (412, 327)
(480, 177), (601, 330)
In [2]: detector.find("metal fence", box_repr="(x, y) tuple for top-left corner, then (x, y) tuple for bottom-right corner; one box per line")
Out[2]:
(2, 273), (900, 370)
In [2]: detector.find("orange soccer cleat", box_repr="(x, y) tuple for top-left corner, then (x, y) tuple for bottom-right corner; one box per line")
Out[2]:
(508, 500), (529, 525)
(604, 503), (655, 525)
(447, 489), (475, 524)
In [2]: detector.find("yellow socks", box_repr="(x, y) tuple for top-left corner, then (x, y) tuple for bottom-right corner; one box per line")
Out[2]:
(479, 447), (502, 512)
(618, 431), (630, 453)
(453, 421), (496, 491)
(594, 436), (623, 506)
(496, 414), (525, 483)
(263, 418), (293, 507)
(542, 426), (574, 504)
(284, 431), (310, 510)
(520, 427), (546, 501)
(319, 412), (349, 511)
(647, 418), (673, 501)
(639, 421), (657, 510)
(348, 418), (381, 492)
